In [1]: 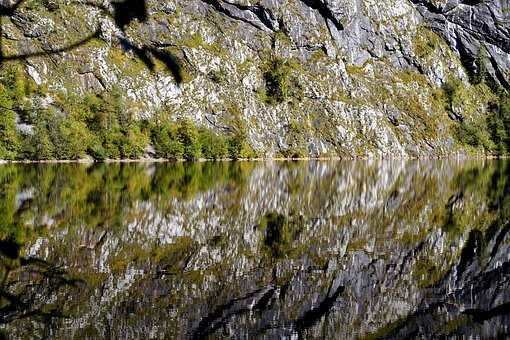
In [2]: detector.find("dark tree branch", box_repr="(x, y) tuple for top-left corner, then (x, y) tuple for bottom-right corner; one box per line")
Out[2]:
(0, 0), (183, 83)
(0, 30), (101, 61)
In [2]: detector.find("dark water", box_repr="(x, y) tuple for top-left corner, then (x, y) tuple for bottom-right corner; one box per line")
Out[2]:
(0, 160), (509, 339)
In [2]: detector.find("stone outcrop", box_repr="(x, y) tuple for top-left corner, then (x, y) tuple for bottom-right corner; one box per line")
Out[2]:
(2, 0), (509, 156)
(410, 0), (510, 88)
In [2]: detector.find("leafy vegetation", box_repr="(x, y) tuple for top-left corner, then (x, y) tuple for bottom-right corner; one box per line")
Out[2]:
(150, 121), (184, 160)
(176, 118), (201, 161)
(450, 88), (510, 154)
(261, 57), (300, 105)
(0, 65), (254, 161)
(443, 60), (510, 155)
(198, 128), (228, 160)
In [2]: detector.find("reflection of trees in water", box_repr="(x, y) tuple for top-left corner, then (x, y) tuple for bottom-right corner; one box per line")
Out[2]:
(0, 161), (254, 337)
(0, 162), (254, 234)
(259, 212), (304, 260)
(0, 239), (83, 338)
(1, 161), (510, 338)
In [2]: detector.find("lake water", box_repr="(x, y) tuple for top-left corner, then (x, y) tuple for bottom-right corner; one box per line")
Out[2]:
(0, 160), (509, 339)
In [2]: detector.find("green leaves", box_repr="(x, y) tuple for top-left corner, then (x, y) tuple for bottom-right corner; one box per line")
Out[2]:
(176, 119), (201, 161)
(198, 129), (228, 160)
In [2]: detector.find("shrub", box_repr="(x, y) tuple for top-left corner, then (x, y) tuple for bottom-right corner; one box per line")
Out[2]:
(0, 89), (19, 160)
(208, 69), (227, 84)
(56, 117), (91, 160)
(442, 78), (464, 114)
(198, 129), (228, 160)
(487, 90), (510, 154)
(227, 131), (249, 160)
(454, 122), (482, 147)
(120, 126), (149, 159)
(176, 119), (201, 161)
(102, 131), (123, 159)
(263, 58), (292, 104)
(150, 123), (184, 160)
(23, 126), (55, 160)
(0, 64), (25, 104)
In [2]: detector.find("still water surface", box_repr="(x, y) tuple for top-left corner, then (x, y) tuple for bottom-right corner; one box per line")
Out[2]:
(0, 160), (509, 339)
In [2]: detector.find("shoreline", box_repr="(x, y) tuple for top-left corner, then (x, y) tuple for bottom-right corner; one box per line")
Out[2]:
(0, 154), (505, 164)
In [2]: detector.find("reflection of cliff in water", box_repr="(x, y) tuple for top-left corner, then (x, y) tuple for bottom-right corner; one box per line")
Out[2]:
(0, 160), (509, 339)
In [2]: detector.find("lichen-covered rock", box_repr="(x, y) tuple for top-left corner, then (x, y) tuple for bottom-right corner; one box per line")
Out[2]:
(410, 0), (510, 87)
(3, 0), (508, 157)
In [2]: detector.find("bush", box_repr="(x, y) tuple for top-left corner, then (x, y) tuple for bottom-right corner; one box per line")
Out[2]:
(487, 91), (510, 154)
(263, 58), (293, 104)
(454, 122), (482, 147)
(442, 78), (464, 116)
(24, 126), (55, 160)
(227, 132), (245, 160)
(56, 117), (91, 160)
(176, 119), (201, 161)
(199, 129), (228, 160)
(150, 123), (184, 160)
(120, 126), (149, 159)
(0, 88), (19, 160)
(227, 130), (255, 160)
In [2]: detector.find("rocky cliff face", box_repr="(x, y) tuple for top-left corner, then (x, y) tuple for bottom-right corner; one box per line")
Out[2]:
(3, 0), (509, 156)
(411, 0), (510, 87)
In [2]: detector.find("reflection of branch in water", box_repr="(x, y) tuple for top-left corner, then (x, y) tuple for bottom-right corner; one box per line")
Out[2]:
(0, 254), (84, 325)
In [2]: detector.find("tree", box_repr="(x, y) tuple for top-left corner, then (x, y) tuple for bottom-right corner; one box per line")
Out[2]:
(177, 119), (201, 161)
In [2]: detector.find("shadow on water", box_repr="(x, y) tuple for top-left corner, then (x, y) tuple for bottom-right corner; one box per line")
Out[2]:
(0, 160), (509, 339)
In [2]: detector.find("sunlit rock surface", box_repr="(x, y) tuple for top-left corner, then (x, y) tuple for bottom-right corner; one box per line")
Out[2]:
(5, 0), (509, 156)
(0, 160), (509, 339)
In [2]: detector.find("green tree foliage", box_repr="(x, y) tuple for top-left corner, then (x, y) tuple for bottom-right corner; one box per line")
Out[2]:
(0, 87), (19, 160)
(444, 67), (510, 156)
(150, 122), (184, 160)
(263, 58), (293, 104)
(226, 128), (256, 160)
(176, 118), (201, 161)
(0, 64), (36, 160)
(472, 47), (489, 85)
(198, 129), (228, 160)
(0, 66), (256, 161)
(121, 125), (150, 159)
(57, 116), (91, 159)
(453, 122), (487, 148)
(487, 90), (510, 154)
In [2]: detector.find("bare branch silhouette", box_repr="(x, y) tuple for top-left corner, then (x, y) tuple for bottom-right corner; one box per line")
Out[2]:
(1, 30), (101, 61)
(0, 0), (183, 83)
